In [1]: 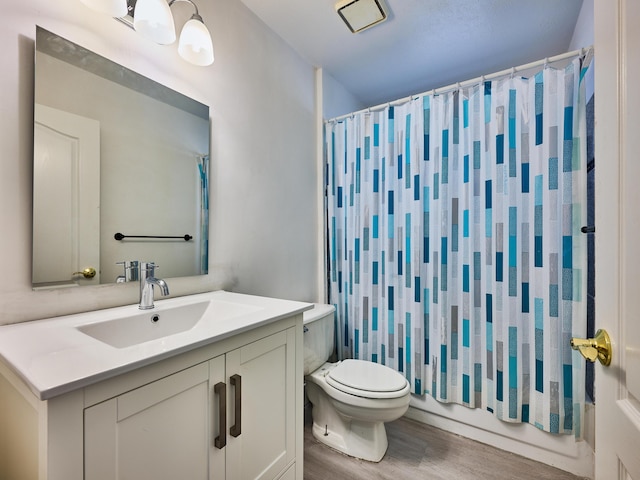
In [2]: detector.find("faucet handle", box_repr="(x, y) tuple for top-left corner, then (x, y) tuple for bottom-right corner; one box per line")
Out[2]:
(140, 262), (159, 276)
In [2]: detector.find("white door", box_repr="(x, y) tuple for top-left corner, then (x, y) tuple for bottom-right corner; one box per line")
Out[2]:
(594, 0), (640, 478)
(33, 104), (100, 286)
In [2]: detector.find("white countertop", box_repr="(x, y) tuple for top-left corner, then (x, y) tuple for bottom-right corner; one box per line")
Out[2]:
(0, 291), (311, 400)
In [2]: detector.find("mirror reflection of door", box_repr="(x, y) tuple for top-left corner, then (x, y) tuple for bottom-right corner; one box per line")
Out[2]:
(33, 104), (100, 287)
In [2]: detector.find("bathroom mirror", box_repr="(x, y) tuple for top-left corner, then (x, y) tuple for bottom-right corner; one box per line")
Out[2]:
(33, 26), (210, 288)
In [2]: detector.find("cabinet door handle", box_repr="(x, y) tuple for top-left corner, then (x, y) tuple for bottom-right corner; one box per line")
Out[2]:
(230, 374), (242, 437)
(214, 382), (227, 449)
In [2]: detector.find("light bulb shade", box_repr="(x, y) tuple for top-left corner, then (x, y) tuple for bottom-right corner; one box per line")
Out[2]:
(178, 17), (214, 66)
(133, 0), (176, 45)
(81, 0), (128, 17)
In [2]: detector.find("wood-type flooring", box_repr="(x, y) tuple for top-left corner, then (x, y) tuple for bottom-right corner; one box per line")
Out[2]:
(303, 413), (590, 480)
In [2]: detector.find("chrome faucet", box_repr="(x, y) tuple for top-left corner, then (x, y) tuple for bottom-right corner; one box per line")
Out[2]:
(116, 260), (139, 283)
(139, 262), (169, 310)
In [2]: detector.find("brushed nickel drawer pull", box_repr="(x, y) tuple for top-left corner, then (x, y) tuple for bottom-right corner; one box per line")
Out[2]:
(230, 374), (242, 437)
(214, 382), (226, 449)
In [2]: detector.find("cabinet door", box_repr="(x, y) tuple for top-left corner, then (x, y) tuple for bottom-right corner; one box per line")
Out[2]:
(85, 362), (214, 480)
(225, 328), (296, 480)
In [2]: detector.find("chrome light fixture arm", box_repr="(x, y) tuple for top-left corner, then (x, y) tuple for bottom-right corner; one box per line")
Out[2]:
(168, 0), (200, 19)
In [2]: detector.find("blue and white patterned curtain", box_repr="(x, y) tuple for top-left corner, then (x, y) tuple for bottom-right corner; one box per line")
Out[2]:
(198, 154), (209, 274)
(326, 56), (590, 435)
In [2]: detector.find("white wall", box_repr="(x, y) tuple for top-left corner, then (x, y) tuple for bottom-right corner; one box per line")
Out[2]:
(321, 70), (366, 120)
(0, 0), (318, 324)
(569, 0), (594, 51)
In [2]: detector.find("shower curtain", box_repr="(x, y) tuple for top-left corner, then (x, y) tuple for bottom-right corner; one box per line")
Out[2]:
(325, 56), (590, 435)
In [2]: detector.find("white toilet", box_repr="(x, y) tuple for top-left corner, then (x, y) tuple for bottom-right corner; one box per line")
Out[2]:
(303, 304), (411, 462)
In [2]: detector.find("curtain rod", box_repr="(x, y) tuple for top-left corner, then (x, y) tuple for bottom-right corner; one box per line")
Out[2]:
(327, 46), (593, 123)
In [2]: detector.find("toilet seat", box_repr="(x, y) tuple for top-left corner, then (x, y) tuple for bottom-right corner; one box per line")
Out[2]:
(326, 359), (410, 399)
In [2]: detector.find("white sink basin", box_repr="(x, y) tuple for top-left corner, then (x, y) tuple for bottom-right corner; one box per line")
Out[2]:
(77, 301), (210, 348)
(76, 297), (260, 348)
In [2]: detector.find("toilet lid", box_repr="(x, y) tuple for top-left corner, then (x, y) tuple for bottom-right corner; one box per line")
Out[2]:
(326, 359), (410, 399)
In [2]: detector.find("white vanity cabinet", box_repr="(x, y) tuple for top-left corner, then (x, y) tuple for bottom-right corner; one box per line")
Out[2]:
(0, 297), (305, 480)
(84, 328), (297, 480)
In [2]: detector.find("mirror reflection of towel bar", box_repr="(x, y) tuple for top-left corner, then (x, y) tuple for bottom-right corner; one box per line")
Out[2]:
(114, 233), (193, 241)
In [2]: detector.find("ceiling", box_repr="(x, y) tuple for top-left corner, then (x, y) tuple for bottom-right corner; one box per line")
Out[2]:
(239, 0), (585, 108)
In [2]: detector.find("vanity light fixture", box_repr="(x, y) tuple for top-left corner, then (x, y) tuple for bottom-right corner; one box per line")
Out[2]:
(335, 0), (387, 34)
(80, 0), (214, 66)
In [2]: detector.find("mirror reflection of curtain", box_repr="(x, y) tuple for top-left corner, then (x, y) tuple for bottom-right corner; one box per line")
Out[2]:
(199, 155), (209, 274)
(325, 55), (592, 436)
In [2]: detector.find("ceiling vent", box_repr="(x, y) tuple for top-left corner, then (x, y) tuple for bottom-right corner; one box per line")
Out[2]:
(335, 0), (387, 34)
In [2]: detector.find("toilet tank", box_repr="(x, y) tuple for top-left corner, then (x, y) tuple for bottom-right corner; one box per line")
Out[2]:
(303, 304), (336, 375)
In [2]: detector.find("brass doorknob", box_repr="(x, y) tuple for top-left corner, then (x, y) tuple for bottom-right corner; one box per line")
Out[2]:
(570, 329), (612, 366)
(72, 267), (97, 279)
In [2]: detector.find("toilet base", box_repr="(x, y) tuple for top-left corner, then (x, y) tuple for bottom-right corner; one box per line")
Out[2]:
(307, 380), (389, 462)
(310, 415), (388, 462)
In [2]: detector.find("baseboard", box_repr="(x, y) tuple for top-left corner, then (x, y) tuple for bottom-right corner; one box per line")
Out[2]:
(405, 396), (594, 479)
